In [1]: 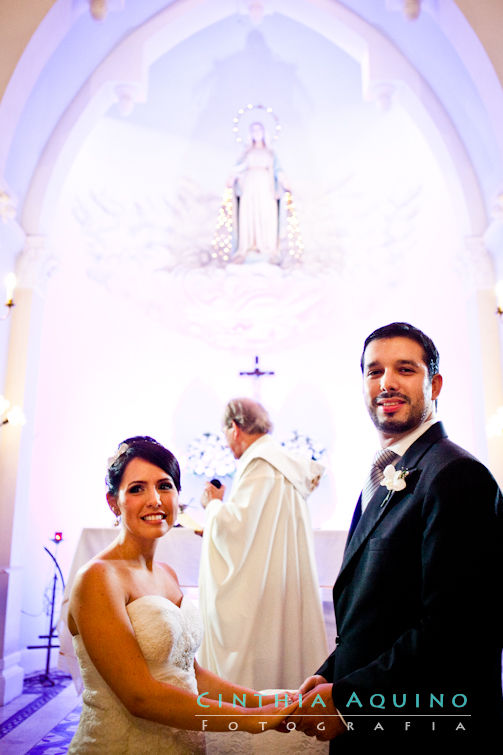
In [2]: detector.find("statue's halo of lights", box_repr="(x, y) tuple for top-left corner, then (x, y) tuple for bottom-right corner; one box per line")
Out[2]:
(233, 103), (282, 144)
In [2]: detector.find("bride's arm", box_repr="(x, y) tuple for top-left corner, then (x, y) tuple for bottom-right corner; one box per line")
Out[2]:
(194, 662), (286, 708)
(70, 562), (293, 733)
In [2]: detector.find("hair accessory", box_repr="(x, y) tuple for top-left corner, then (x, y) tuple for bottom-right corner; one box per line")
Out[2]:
(107, 442), (129, 469)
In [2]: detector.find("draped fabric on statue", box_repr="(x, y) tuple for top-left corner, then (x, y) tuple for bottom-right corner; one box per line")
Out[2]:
(235, 148), (279, 258)
(198, 435), (328, 690)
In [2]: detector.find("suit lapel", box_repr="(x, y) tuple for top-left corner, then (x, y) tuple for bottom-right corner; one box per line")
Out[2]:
(337, 422), (447, 586)
(399, 420), (447, 470)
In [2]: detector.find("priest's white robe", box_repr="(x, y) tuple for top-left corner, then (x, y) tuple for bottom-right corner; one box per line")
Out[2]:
(198, 434), (328, 690)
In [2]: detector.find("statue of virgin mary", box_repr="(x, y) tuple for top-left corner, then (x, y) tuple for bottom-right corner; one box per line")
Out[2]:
(227, 121), (289, 263)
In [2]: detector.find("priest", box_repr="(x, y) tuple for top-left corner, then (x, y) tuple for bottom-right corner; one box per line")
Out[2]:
(198, 397), (328, 690)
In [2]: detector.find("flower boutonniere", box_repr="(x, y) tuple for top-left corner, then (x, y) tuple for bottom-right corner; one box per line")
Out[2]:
(379, 464), (409, 508)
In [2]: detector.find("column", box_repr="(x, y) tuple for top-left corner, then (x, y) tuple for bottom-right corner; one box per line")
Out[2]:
(465, 235), (503, 486)
(0, 235), (52, 704)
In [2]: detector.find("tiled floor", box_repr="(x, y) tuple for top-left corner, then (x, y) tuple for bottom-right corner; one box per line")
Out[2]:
(0, 599), (336, 754)
(0, 672), (81, 753)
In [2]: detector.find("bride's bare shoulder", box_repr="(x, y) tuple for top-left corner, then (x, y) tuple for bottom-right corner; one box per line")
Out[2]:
(72, 551), (126, 597)
(68, 555), (128, 634)
(157, 560), (180, 582)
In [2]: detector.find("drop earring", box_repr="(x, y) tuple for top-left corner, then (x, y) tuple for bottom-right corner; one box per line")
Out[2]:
(113, 510), (121, 527)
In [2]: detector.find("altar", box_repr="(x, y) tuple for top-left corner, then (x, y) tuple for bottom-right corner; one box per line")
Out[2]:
(63, 526), (347, 592)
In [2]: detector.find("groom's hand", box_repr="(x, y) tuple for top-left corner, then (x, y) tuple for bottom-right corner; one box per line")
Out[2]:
(274, 674), (328, 734)
(286, 683), (347, 741)
(298, 674), (328, 696)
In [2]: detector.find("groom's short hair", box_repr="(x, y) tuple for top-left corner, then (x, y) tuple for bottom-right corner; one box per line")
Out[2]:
(361, 322), (440, 380)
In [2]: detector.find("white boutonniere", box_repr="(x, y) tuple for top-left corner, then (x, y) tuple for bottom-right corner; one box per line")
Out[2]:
(379, 465), (409, 508)
(381, 464), (408, 491)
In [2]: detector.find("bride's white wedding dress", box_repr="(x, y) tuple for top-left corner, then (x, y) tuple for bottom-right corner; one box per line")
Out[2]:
(68, 595), (206, 753)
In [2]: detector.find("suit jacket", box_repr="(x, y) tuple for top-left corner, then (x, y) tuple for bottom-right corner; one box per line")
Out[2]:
(317, 422), (503, 745)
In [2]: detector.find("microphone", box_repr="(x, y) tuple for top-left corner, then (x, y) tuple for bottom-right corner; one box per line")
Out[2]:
(210, 478), (222, 489)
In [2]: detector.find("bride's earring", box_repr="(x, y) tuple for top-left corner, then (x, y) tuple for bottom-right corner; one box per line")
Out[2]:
(113, 509), (121, 527)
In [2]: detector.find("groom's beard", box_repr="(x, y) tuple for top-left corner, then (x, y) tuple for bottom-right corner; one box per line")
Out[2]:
(368, 391), (428, 435)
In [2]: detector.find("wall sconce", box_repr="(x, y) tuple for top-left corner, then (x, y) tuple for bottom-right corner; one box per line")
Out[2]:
(496, 280), (503, 316)
(0, 396), (26, 427)
(1, 272), (16, 320)
(0, 188), (17, 222)
(89, 0), (108, 21)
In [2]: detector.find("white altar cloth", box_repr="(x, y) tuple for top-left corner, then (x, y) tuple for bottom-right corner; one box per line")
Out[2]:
(63, 526), (347, 590)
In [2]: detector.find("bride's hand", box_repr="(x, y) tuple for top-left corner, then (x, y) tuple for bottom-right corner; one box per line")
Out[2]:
(242, 699), (298, 734)
(257, 690), (297, 707)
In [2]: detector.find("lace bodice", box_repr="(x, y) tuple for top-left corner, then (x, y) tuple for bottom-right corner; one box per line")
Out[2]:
(127, 596), (201, 681)
(69, 596), (205, 753)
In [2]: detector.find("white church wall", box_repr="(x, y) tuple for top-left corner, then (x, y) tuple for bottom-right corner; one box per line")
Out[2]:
(9, 7), (502, 675)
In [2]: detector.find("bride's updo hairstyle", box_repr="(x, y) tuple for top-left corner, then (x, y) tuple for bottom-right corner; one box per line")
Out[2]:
(106, 436), (181, 496)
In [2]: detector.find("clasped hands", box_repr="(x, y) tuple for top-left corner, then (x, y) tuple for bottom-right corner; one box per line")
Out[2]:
(275, 675), (347, 742)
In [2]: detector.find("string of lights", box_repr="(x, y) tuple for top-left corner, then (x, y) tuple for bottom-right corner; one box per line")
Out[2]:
(232, 103), (281, 144)
(211, 187), (234, 263)
(284, 191), (304, 262)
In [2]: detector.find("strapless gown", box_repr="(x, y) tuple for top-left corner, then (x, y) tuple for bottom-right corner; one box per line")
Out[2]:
(68, 596), (206, 753)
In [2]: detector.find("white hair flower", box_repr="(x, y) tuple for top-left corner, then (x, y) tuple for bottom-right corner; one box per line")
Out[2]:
(107, 442), (129, 468)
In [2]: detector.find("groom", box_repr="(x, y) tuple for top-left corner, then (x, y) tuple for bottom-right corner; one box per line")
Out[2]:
(289, 322), (503, 751)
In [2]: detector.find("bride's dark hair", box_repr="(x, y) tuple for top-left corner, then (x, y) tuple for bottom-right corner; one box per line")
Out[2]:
(106, 436), (181, 495)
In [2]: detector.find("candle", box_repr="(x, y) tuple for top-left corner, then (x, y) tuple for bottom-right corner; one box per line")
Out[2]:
(495, 280), (503, 313)
(4, 272), (16, 306)
(6, 406), (26, 426)
(0, 395), (11, 416)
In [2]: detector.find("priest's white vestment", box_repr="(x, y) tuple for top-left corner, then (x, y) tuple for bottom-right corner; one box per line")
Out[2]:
(198, 434), (328, 690)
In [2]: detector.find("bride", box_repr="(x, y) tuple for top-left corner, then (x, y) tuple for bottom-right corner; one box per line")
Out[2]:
(67, 436), (294, 753)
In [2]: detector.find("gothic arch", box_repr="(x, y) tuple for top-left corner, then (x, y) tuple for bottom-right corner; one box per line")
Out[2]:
(18, 0), (487, 241)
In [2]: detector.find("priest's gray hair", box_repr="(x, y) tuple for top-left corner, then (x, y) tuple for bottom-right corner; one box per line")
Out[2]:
(223, 397), (273, 435)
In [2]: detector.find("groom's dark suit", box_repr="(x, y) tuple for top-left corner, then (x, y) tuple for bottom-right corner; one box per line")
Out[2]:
(317, 421), (502, 749)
